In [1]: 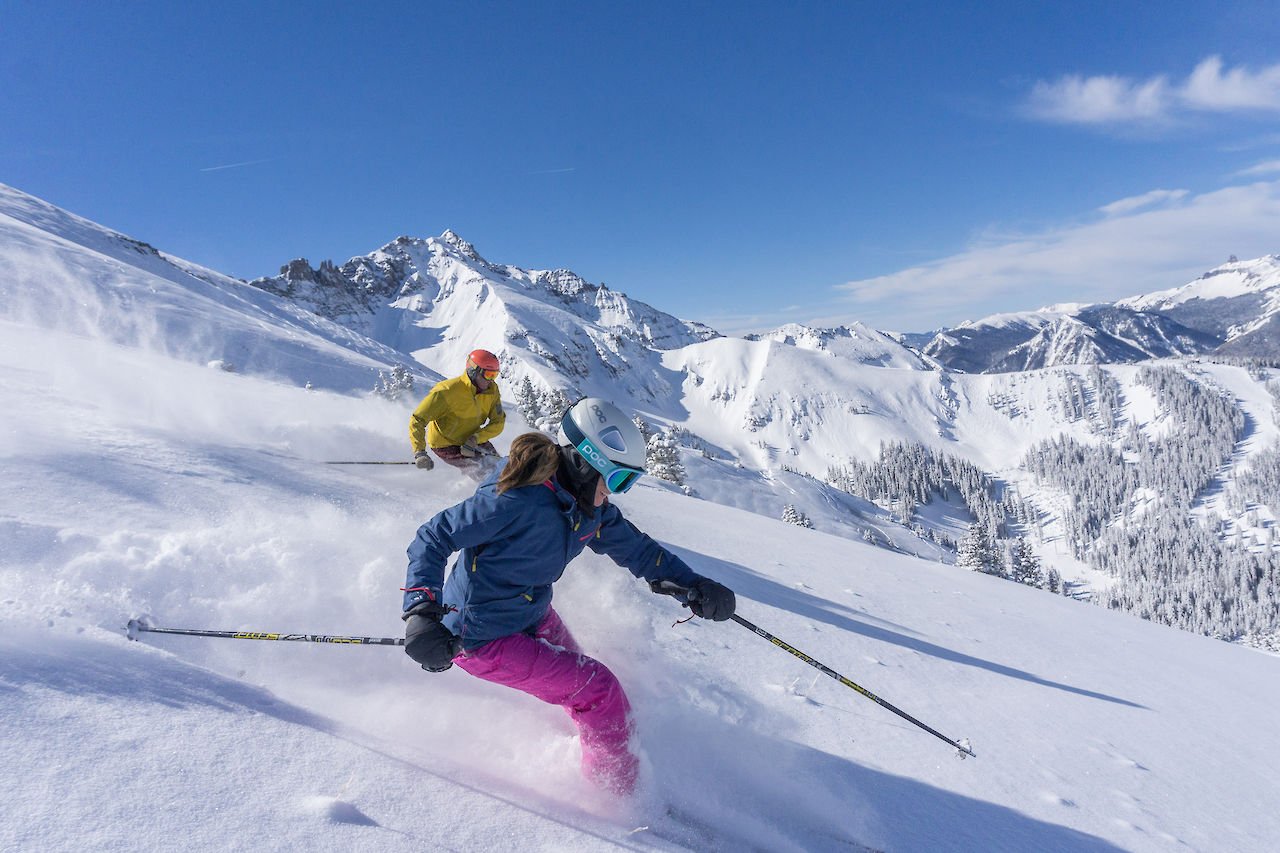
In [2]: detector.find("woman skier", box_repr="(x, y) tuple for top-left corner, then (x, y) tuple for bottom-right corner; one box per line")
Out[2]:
(400, 397), (736, 795)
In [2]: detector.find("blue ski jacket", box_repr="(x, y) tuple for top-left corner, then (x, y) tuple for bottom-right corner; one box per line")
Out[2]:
(403, 464), (703, 650)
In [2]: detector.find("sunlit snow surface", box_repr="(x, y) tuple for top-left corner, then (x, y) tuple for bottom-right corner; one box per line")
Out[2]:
(4, 319), (1280, 852)
(3, 182), (1280, 851)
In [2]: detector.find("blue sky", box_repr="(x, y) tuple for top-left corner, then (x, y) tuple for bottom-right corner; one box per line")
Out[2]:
(4, 1), (1280, 334)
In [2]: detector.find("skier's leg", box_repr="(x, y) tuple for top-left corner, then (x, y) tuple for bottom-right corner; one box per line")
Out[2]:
(431, 445), (489, 482)
(456, 625), (637, 794)
(532, 606), (584, 656)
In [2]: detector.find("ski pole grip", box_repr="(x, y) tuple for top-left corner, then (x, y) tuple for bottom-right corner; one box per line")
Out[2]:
(649, 579), (697, 604)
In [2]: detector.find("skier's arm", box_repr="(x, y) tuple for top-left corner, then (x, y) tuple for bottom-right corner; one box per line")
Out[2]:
(587, 504), (702, 588)
(475, 395), (506, 444)
(409, 389), (449, 453)
(403, 494), (514, 611)
(588, 505), (736, 620)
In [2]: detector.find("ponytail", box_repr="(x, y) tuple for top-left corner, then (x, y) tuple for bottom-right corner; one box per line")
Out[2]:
(496, 432), (561, 495)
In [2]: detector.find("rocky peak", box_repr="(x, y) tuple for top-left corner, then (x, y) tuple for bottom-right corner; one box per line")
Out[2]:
(438, 229), (485, 263)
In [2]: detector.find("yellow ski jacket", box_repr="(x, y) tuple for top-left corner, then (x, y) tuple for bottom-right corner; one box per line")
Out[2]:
(410, 374), (506, 452)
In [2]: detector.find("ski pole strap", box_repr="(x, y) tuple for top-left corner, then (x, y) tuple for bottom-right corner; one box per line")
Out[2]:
(126, 618), (404, 645)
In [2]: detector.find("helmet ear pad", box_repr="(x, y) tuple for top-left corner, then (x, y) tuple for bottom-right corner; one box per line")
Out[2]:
(557, 445), (601, 507)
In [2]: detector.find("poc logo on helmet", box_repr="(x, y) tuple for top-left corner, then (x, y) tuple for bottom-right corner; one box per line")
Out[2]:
(591, 404), (607, 424)
(578, 438), (610, 468)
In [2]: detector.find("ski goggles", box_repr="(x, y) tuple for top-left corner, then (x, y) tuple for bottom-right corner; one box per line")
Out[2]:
(468, 362), (499, 380)
(561, 421), (645, 494)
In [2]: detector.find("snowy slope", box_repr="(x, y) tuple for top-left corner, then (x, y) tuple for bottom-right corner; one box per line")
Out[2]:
(4, 318), (1280, 852)
(0, 183), (959, 562)
(0, 182), (436, 394)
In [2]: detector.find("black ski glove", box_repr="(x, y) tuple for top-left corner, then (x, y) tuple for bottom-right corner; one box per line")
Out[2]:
(402, 600), (461, 672)
(688, 578), (736, 621)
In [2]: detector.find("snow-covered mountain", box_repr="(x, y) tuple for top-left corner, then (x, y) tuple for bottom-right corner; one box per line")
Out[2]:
(923, 255), (1280, 373)
(249, 231), (720, 406)
(5, 186), (1280, 851)
(923, 305), (1224, 374)
(1118, 254), (1280, 356)
(986, 306), (1221, 373)
(746, 321), (936, 370)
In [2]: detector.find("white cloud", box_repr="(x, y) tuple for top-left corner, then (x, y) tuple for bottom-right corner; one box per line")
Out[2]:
(1182, 56), (1280, 111)
(1026, 74), (1171, 124)
(830, 180), (1280, 330)
(1099, 189), (1189, 217)
(1236, 159), (1280, 177)
(1025, 56), (1280, 126)
(199, 158), (274, 172)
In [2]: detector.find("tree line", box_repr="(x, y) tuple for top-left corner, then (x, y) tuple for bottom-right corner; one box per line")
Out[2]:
(1025, 365), (1278, 646)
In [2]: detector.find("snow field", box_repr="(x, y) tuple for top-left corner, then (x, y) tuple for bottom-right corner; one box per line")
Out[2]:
(5, 181), (1280, 850)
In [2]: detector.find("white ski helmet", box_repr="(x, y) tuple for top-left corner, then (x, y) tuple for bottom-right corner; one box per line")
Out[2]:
(558, 398), (647, 493)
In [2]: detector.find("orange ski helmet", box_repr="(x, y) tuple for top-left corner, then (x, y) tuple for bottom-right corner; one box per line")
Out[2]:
(466, 349), (500, 384)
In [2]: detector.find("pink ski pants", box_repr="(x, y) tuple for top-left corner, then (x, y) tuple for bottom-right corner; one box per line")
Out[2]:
(454, 607), (638, 795)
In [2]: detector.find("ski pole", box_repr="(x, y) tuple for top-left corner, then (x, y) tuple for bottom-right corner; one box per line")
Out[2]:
(324, 461), (414, 465)
(324, 449), (503, 465)
(650, 581), (976, 759)
(126, 617), (404, 645)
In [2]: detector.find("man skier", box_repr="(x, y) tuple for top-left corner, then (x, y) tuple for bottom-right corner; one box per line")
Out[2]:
(400, 398), (736, 795)
(410, 349), (506, 479)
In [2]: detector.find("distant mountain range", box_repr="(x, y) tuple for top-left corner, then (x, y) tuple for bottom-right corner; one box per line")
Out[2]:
(918, 255), (1280, 372)
(251, 235), (1280, 376)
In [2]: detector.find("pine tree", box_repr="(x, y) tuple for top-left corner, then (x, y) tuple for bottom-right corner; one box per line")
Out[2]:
(514, 376), (541, 426)
(957, 524), (985, 571)
(1044, 566), (1062, 594)
(373, 364), (415, 401)
(646, 428), (686, 485)
(782, 505), (813, 529)
(958, 523), (1004, 576)
(539, 388), (573, 432)
(633, 415), (656, 445)
(1008, 538), (1043, 587)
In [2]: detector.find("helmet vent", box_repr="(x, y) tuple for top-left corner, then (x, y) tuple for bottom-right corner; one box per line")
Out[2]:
(598, 425), (628, 453)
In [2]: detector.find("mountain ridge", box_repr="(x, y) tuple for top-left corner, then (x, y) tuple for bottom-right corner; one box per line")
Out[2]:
(922, 255), (1280, 373)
